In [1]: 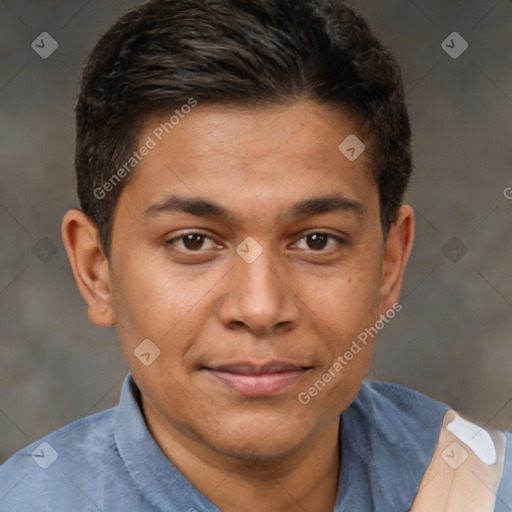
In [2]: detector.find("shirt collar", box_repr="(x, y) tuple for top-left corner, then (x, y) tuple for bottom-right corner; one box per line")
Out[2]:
(114, 373), (222, 511)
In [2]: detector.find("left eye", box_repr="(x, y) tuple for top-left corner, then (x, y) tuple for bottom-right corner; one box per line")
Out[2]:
(295, 233), (345, 251)
(166, 233), (218, 251)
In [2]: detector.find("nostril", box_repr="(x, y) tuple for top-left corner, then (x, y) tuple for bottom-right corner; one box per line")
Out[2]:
(272, 321), (295, 335)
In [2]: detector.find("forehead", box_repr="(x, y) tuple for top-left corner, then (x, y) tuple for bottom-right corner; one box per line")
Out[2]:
(115, 101), (377, 224)
(140, 101), (367, 163)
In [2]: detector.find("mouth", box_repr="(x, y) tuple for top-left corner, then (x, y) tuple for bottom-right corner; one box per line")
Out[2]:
(202, 362), (313, 397)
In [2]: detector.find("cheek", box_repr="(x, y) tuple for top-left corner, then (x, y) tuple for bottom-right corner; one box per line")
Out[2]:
(111, 255), (223, 376)
(112, 252), (197, 330)
(300, 258), (382, 332)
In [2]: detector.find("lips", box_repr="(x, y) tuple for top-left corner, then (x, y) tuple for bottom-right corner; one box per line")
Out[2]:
(203, 362), (312, 396)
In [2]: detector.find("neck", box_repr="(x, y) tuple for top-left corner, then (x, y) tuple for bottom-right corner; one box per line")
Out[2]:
(143, 399), (341, 512)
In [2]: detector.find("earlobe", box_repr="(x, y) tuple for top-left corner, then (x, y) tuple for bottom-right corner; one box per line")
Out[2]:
(61, 209), (116, 328)
(379, 205), (415, 315)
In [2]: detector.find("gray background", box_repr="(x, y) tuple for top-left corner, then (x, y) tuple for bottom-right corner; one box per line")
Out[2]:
(0, 0), (511, 463)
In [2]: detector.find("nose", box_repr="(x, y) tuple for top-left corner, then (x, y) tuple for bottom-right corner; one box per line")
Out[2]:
(217, 244), (301, 337)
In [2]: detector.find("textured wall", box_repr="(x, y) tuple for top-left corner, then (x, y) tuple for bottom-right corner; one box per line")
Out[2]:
(0, 0), (511, 463)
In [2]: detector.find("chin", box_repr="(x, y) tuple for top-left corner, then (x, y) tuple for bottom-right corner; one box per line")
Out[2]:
(204, 412), (311, 460)
(216, 436), (305, 462)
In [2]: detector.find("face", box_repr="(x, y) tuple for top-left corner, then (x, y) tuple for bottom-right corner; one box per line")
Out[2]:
(65, 100), (413, 460)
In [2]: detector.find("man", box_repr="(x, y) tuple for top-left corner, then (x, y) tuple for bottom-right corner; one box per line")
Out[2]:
(0, 0), (510, 510)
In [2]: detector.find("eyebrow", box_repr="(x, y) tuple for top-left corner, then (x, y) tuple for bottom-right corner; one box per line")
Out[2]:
(288, 195), (367, 218)
(144, 195), (232, 219)
(143, 194), (367, 220)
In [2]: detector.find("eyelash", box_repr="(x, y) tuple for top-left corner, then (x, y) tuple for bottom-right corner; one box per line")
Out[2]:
(164, 232), (347, 254)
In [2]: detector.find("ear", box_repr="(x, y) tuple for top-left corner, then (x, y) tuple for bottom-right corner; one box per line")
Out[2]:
(379, 205), (414, 315)
(61, 209), (115, 327)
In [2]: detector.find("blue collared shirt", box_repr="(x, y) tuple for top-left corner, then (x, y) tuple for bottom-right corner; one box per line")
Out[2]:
(1, 374), (510, 511)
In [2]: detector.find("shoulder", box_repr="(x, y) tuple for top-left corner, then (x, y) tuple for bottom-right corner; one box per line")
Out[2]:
(0, 407), (119, 511)
(346, 381), (512, 510)
(1, 406), (117, 470)
(340, 381), (451, 488)
(351, 380), (451, 434)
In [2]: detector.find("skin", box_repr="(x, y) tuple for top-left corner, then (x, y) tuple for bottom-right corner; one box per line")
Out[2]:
(62, 100), (414, 512)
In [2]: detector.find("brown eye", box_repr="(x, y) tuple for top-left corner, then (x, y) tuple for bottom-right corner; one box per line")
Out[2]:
(306, 233), (329, 250)
(182, 233), (205, 251)
(166, 232), (218, 252)
(296, 232), (345, 251)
